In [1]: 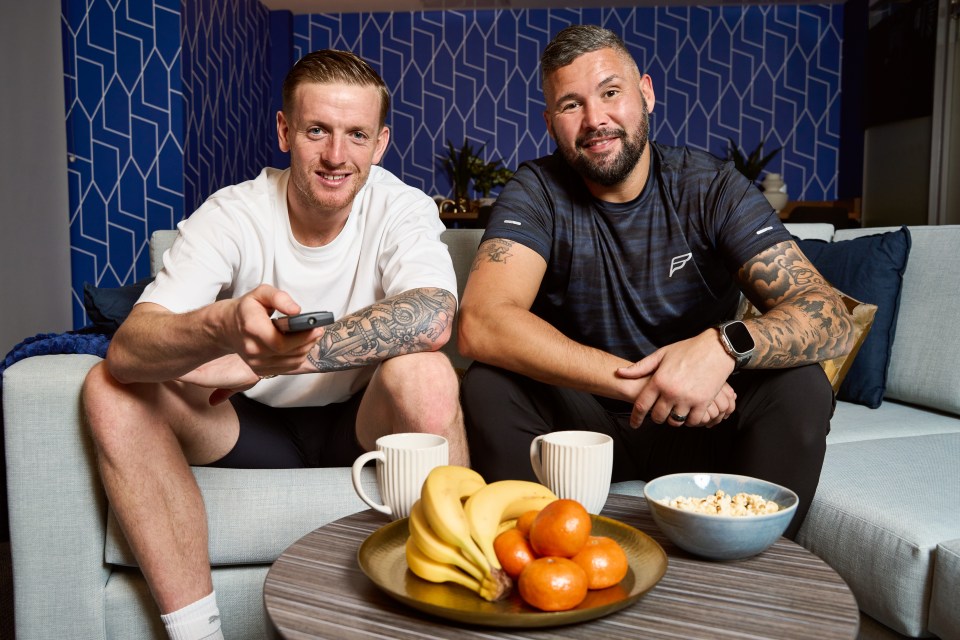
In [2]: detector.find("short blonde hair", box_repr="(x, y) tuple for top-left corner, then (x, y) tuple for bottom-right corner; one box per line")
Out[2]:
(282, 49), (390, 128)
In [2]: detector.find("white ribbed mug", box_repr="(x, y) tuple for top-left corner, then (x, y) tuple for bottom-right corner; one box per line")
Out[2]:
(529, 431), (613, 514)
(351, 433), (448, 520)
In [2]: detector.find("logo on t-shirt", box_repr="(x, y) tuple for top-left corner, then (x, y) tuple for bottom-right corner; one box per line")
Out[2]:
(668, 252), (693, 278)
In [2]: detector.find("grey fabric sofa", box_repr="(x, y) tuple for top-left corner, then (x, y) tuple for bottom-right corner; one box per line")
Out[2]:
(4, 225), (959, 639)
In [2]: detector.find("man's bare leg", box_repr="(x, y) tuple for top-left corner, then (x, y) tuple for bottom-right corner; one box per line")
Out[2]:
(356, 351), (469, 466)
(82, 361), (240, 614)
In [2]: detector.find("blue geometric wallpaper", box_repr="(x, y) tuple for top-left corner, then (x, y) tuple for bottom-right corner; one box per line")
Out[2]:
(62, 0), (272, 327)
(62, 0), (186, 326)
(62, 1), (843, 329)
(294, 5), (843, 203)
(181, 0), (272, 214)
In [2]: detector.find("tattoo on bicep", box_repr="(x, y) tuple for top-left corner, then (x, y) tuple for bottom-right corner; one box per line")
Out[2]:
(742, 242), (828, 307)
(470, 239), (515, 273)
(306, 288), (455, 371)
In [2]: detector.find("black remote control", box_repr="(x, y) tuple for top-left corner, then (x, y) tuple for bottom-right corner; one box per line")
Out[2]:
(272, 311), (335, 333)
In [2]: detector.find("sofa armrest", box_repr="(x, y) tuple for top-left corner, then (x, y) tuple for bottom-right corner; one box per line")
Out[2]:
(3, 354), (111, 640)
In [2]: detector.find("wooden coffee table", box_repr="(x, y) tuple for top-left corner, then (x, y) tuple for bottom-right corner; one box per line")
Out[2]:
(264, 493), (859, 639)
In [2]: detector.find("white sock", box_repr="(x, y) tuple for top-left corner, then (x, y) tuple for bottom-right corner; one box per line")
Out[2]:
(160, 590), (224, 640)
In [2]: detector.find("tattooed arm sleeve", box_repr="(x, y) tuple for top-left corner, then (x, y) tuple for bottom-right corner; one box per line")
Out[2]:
(737, 240), (857, 369)
(306, 287), (456, 372)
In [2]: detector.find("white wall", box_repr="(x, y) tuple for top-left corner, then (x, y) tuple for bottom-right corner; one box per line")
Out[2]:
(0, 1), (73, 355)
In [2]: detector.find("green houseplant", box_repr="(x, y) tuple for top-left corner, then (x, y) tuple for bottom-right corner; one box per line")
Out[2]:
(439, 138), (513, 212)
(468, 154), (513, 199)
(726, 137), (781, 183)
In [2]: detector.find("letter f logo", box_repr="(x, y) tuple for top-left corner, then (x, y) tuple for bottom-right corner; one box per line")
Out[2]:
(669, 252), (693, 278)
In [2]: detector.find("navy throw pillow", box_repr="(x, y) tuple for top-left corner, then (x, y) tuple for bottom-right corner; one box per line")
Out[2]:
(795, 227), (911, 408)
(82, 277), (154, 335)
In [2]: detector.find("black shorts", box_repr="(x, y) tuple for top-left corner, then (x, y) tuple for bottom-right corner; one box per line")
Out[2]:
(205, 390), (366, 469)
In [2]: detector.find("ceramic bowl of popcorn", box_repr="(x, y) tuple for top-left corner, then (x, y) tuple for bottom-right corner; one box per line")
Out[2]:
(643, 472), (798, 561)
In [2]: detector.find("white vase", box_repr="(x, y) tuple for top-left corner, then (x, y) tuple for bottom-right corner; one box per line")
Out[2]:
(761, 173), (788, 212)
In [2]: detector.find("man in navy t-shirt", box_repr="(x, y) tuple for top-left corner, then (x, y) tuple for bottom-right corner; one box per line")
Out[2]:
(458, 25), (856, 538)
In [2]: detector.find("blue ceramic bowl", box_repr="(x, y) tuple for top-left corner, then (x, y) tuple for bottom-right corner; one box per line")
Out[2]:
(643, 473), (798, 561)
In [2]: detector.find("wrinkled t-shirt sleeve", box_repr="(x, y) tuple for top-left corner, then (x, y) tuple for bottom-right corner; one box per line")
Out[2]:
(378, 190), (458, 301)
(481, 163), (554, 262)
(138, 206), (239, 313)
(707, 163), (793, 272)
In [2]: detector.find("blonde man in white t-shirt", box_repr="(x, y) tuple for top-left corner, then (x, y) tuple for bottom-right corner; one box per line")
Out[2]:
(81, 49), (466, 640)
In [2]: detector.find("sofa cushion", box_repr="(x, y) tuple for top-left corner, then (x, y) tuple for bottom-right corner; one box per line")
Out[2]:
(796, 227), (911, 408)
(836, 226), (960, 417)
(609, 479), (647, 498)
(828, 399), (960, 445)
(929, 538), (960, 640)
(795, 433), (960, 637)
(819, 293), (877, 393)
(150, 229), (178, 277)
(104, 565), (271, 639)
(783, 222), (835, 242)
(439, 229), (483, 372)
(105, 466), (380, 566)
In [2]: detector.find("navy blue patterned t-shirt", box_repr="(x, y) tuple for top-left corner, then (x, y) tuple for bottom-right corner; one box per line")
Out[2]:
(481, 142), (792, 364)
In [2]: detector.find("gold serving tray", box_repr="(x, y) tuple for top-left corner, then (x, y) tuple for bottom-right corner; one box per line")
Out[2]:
(357, 514), (668, 628)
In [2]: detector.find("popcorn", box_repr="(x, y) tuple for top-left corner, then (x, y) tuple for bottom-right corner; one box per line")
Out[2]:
(657, 490), (780, 516)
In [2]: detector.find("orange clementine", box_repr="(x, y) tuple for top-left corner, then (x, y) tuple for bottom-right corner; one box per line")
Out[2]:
(515, 509), (539, 537)
(571, 536), (629, 589)
(528, 499), (592, 558)
(517, 556), (589, 611)
(493, 528), (536, 580)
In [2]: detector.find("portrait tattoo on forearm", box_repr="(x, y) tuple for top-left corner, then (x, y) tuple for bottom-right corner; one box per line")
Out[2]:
(471, 239), (515, 272)
(306, 288), (455, 371)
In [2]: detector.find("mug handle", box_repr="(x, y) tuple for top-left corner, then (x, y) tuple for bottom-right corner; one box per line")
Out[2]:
(529, 435), (547, 485)
(351, 450), (392, 516)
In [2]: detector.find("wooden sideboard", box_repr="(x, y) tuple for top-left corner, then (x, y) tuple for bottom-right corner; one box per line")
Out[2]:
(779, 198), (861, 226)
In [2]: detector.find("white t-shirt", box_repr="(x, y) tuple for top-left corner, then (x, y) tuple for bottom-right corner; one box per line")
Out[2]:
(140, 166), (457, 407)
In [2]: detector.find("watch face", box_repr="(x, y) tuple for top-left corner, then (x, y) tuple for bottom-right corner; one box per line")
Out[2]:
(725, 321), (755, 354)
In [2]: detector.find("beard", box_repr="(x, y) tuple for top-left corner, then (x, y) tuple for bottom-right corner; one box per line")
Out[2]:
(559, 100), (651, 187)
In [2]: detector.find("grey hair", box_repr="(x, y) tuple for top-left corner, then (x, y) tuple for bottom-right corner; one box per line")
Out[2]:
(540, 25), (636, 86)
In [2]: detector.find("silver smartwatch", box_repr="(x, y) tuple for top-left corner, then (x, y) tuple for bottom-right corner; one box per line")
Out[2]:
(716, 320), (756, 370)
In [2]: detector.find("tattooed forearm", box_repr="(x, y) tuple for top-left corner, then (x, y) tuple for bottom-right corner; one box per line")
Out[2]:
(739, 241), (857, 369)
(471, 238), (516, 273)
(306, 288), (456, 372)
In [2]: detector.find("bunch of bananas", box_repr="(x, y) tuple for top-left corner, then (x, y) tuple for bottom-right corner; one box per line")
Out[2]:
(405, 465), (557, 601)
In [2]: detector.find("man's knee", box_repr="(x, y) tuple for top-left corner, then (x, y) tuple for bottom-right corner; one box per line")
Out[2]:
(82, 362), (203, 453)
(377, 351), (461, 421)
(739, 365), (833, 448)
(382, 351), (458, 392)
(777, 365), (834, 429)
(82, 361), (131, 448)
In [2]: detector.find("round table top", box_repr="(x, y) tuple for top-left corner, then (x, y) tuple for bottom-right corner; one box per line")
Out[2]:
(264, 493), (859, 639)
